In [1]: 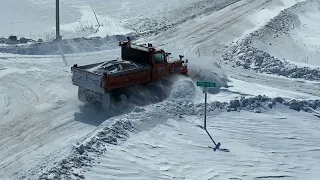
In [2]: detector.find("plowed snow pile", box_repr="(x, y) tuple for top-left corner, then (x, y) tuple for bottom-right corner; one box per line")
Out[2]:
(83, 108), (320, 179)
(223, 0), (320, 81)
(249, 0), (320, 67)
(39, 89), (320, 179)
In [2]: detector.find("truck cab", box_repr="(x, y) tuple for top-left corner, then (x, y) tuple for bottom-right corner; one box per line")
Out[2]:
(119, 40), (188, 80)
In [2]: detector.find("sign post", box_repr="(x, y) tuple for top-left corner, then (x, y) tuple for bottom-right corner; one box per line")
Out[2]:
(204, 87), (207, 129)
(196, 81), (216, 129)
(196, 81), (228, 152)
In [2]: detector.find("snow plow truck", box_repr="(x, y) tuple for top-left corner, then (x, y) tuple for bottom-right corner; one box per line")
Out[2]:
(71, 38), (189, 111)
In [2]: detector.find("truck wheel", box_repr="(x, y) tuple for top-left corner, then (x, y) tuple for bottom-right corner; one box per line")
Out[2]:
(110, 89), (129, 110)
(149, 82), (168, 102)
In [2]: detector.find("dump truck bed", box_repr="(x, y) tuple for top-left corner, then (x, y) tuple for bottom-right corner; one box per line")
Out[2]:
(71, 59), (151, 93)
(86, 59), (150, 76)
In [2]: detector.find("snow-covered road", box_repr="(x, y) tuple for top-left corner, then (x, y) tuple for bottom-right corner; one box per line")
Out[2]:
(140, 0), (305, 55)
(0, 49), (123, 179)
(1, 0), (320, 179)
(0, 56), (97, 179)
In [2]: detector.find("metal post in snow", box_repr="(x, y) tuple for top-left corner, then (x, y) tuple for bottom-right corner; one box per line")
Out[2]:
(56, 0), (61, 40)
(196, 81), (229, 152)
(55, 0), (67, 65)
(204, 87), (207, 130)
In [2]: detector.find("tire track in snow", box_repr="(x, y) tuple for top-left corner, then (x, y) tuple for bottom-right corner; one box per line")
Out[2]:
(0, 72), (40, 127)
(147, 0), (276, 55)
(192, 0), (272, 45)
(0, 60), (98, 180)
(0, 90), (10, 117)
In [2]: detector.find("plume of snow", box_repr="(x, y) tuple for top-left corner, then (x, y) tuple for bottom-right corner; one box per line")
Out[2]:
(185, 55), (230, 94)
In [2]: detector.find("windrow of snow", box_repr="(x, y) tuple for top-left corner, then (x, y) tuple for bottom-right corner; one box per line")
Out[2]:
(222, 0), (320, 81)
(38, 84), (320, 179)
(222, 45), (320, 81)
(0, 35), (136, 55)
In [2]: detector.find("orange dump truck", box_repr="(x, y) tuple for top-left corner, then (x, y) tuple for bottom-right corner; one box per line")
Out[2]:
(71, 38), (189, 110)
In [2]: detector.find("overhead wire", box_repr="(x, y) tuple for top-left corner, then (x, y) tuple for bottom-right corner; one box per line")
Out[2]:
(87, 0), (101, 32)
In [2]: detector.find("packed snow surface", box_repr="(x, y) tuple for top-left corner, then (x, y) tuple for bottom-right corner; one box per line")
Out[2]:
(0, 52), (116, 180)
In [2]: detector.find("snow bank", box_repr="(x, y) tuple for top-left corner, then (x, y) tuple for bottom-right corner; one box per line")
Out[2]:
(222, 0), (320, 81)
(223, 45), (320, 81)
(38, 92), (320, 179)
(245, 0), (320, 67)
(0, 35), (136, 55)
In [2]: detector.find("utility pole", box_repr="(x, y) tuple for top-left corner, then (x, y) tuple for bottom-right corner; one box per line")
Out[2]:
(56, 0), (61, 40)
(55, 0), (67, 66)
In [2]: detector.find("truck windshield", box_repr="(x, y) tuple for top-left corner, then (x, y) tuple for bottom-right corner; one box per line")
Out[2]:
(154, 53), (165, 64)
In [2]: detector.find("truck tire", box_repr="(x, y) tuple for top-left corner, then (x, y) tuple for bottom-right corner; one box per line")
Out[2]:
(110, 89), (129, 110)
(149, 82), (168, 102)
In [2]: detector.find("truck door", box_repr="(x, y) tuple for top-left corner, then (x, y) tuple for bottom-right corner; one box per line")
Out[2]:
(153, 52), (169, 79)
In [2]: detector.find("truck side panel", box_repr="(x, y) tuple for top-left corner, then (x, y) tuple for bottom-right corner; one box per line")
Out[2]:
(105, 69), (152, 90)
(71, 67), (104, 93)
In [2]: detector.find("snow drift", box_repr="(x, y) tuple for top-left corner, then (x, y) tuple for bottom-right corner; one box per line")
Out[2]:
(38, 92), (320, 179)
(222, 0), (320, 81)
(0, 35), (136, 55)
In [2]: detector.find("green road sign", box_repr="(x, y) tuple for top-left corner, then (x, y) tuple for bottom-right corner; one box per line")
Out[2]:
(196, 81), (216, 87)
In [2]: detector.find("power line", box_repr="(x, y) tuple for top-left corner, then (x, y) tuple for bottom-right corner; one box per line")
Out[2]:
(87, 0), (101, 32)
